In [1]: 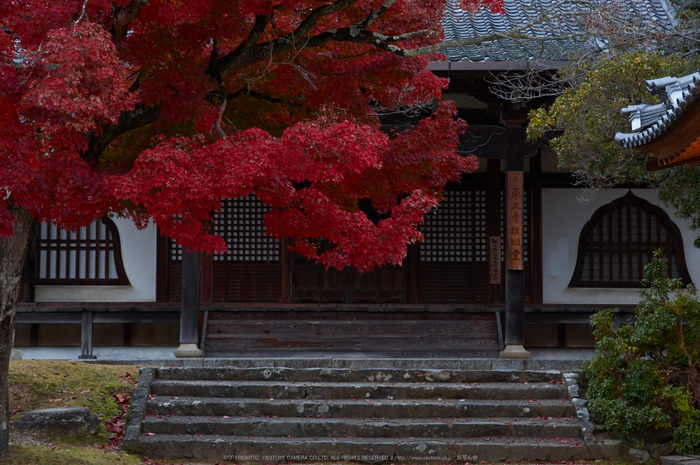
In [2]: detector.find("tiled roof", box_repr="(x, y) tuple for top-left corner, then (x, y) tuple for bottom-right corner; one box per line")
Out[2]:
(443, 0), (676, 62)
(615, 72), (700, 148)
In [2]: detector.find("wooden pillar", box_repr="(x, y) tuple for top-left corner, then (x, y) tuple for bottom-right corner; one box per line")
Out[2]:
(501, 125), (530, 359)
(279, 238), (291, 302)
(408, 243), (419, 304)
(174, 250), (204, 358)
(200, 253), (213, 303)
(529, 152), (544, 305)
(78, 310), (96, 360)
(155, 232), (169, 302)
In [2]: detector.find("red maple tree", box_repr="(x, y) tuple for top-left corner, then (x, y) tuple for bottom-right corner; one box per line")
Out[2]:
(0, 0), (508, 455)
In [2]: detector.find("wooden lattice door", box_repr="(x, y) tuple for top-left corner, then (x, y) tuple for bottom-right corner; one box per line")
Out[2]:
(418, 188), (489, 303)
(167, 195), (280, 302)
(418, 185), (533, 305)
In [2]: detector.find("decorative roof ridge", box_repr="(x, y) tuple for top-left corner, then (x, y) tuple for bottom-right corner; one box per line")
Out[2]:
(615, 71), (700, 148)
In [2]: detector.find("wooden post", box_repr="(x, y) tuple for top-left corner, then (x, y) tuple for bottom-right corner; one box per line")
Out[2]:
(174, 250), (204, 358)
(530, 152), (544, 305)
(155, 233), (169, 302)
(78, 310), (96, 360)
(279, 238), (291, 302)
(486, 158), (502, 303)
(501, 125), (530, 359)
(200, 252), (213, 303)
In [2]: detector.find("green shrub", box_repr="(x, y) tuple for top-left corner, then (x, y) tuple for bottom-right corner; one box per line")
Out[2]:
(583, 251), (700, 454)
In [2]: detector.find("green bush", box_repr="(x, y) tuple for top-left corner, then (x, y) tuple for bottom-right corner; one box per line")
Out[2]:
(583, 251), (700, 454)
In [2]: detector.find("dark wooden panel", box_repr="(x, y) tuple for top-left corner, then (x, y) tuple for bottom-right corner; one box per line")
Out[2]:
(207, 321), (498, 338)
(418, 262), (489, 304)
(168, 261), (182, 302)
(203, 311), (500, 354)
(292, 255), (407, 304)
(212, 262), (279, 303)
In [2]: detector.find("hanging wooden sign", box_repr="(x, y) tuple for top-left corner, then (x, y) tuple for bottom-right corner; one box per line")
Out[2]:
(489, 235), (501, 284)
(507, 171), (524, 271)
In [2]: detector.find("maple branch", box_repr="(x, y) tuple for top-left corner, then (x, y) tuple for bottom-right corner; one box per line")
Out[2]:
(111, 0), (148, 43)
(214, 99), (227, 138)
(288, 0), (359, 40)
(217, 0), (359, 77)
(74, 0), (89, 26)
(206, 40), (229, 138)
(227, 11), (274, 62)
(81, 104), (161, 165)
(360, 0), (399, 28)
(229, 88), (303, 107)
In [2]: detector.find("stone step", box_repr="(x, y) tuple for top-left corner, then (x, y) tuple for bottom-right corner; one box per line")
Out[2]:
(124, 366), (614, 463)
(141, 415), (583, 438)
(127, 434), (625, 463)
(145, 397), (576, 419)
(154, 367), (564, 384)
(149, 380), (568, 400)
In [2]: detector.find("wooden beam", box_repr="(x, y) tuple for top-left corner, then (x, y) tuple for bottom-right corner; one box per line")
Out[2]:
(458, 126), (539, 159)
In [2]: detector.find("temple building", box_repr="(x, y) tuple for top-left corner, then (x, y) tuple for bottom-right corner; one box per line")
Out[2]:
(17, 0), (697, 359)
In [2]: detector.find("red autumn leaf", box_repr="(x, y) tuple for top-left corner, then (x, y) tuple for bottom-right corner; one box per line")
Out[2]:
(0, 0), (510, 451)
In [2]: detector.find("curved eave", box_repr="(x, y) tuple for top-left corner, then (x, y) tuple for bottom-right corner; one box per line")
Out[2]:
(634, 93), (700, 160)
(646, 138), (700, 171)
(616, 80), (700, 172)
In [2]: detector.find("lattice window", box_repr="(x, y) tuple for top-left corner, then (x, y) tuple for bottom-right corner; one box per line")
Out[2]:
(35, 217), (130, 285)
(169, 195), (279, 262)
(421, 189), (487, 262)
(213, 195), (279, 262)
(570, 191), (692, 287)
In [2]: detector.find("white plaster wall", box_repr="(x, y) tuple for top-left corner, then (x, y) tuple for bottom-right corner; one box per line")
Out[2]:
(542, 188), (700, 305)
(35, 218), (158, 302)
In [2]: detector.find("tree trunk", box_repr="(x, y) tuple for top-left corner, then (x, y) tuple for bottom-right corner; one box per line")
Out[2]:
(0, 206), (35, 455)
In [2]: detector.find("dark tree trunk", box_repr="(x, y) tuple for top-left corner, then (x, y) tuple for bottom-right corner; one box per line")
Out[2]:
(0, 206), (35, 454)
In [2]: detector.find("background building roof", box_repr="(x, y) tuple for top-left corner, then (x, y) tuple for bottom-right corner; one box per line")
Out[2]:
(442, 0), (676, 63)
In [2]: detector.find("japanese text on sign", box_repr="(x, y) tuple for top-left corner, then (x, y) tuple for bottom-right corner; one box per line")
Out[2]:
(507, 171), (523, 271)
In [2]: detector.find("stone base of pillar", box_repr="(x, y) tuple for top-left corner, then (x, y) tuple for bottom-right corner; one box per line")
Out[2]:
(500, 344), (530, 359)
(10, 349), (22, 361)
(173, 343), (204, 358)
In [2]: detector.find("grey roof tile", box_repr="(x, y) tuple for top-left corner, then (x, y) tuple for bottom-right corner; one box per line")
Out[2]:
(443, 0), (676, 62)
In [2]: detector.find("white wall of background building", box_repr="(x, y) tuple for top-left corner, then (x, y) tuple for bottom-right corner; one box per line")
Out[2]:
(542, 188), (700, 305)
(35, 218), (158, 302)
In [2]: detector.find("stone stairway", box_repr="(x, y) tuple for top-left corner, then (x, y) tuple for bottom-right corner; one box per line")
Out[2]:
(124, 363), (624, 463)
